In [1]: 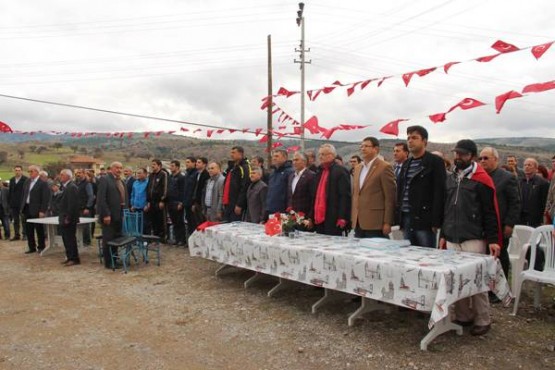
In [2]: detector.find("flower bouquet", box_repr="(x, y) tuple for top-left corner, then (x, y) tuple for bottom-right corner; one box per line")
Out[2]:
(276, 208), (307, 236)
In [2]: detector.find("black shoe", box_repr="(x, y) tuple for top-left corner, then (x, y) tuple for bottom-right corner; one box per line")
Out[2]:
(470, 324), (491, 336)
(453, 320), (473, 327)
(10, 236), (21, 241)
(24, 249), (37, 254)
(65, 260), (81, 266)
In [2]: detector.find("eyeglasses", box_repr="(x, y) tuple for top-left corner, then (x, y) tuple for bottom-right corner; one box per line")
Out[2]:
(478, 156), (490, 161)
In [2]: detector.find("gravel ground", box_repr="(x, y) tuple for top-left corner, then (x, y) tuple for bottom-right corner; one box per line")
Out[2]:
(0, 239), (554, 370)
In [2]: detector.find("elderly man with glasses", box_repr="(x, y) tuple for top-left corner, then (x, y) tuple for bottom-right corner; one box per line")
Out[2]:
(478, 147), (521, 298)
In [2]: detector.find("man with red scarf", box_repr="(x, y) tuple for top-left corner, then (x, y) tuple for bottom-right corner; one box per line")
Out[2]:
(307, 144), (351, 236)
(440, 139), (501, 337)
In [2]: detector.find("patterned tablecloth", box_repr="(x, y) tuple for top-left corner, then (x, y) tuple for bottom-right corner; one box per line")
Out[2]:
(189, 222), (511, 328)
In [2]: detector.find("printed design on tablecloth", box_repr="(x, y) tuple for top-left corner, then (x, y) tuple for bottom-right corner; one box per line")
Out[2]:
(188, 222), (511, 328)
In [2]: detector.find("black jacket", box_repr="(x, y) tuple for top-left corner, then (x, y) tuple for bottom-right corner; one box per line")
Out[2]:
(309, 162), (351, 235)
(442, 168), (499, 244)
(147, 170), (168, 204)
(489, 167), (520, 227)
(183, 168), (197, 207)
(224, 159), (251, 210)
(8, 175), (28, 209)
(20, 178), (51, 216)
(519, 174), (549, 227)
(167, 171), (186, 204)
(193, 169), (210, 205)
(396, 151), (446, 230)
(58, 181), (80, 225)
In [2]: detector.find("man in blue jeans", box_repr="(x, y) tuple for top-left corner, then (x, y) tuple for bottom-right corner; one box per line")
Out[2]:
(396, 126), (446, 248)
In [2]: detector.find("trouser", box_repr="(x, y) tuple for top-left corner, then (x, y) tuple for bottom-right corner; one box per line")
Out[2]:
(61, 223), (79, 261)
(102, 220), (122, 268)
(355, 225), (385, 238)
(168, 203), (185, 243)
(401, 212), (437, 248)
(10, 207), (25, 238)
(223, 205), (243, 222)
(149, 204), (167, 242)
(0, 212), (10, 239)
(446, 240), (491, 326)
(499, 234), (510, 279)
(81, 210), (91, 245)
(23, 208), (45, 251)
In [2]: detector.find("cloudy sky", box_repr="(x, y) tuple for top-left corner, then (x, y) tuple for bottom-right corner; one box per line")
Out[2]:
(0, 0), (553, 143)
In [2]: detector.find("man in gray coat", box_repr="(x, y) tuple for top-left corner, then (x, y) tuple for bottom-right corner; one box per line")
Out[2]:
(96, 161), (127, 269)
(202, 162), (225, 222)
(246, 167), (267, 224)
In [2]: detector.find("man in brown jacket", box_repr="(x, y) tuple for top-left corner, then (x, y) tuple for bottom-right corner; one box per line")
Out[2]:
(351, 137), (396, 238)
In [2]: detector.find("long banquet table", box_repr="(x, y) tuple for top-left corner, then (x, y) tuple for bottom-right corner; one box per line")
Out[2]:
(189, 222), (511, 350)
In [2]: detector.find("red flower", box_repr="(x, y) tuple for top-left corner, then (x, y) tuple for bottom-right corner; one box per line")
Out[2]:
(273, 212), (281, 219)
(286, 207), (293, 213)
(297, 212), (305, 218)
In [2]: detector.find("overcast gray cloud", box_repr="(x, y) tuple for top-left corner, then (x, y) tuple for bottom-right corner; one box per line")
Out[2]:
(0, 0), (553, 143)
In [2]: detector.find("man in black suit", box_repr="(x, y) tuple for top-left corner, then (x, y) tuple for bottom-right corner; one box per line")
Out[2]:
(21, 165), (50, 253)
(519, 157), (549, 227)
(8, 165), (28, 241)
(479, 147), (521, 280)
(97, 161), (127, 269)
(308, 144), (351, 236)
(287, 151), (315, 215)
(58, 169), (81, 266)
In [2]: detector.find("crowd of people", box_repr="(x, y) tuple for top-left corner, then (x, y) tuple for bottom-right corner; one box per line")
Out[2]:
(1, 125), (555, 337)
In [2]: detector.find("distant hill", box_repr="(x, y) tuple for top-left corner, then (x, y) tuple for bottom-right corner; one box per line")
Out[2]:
(0, 135), (553, 180)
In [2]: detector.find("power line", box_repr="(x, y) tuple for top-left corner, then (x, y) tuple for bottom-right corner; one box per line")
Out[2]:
(0, 92), (353, 143)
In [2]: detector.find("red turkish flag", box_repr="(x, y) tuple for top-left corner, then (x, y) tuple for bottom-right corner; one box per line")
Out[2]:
(260, 98), (272, 110)
(272, 142), (283, 148)
(402, 72), (415, 87)
(0, 121), (13, 133)
(259, 135), (269, 143)
(531, 41), (553, 60)
(320, 127), (338, 139)
(443, 61), (460, 73)
(347, 82), (361, 97)
(303, 116), (321, 135)
(277, 87), (298, 98)
(476, 54), (500, 63)
(242, 128), (249, 133)
(491, 40), (520, 53)
(287, 145), (300, 152)
(265, 218), (282, 236)
(180, 127), (189, 132)
(332, 80), (346, 86)
(216, 129), (225, 134)
(206, 130), (214, 138)
(228, 129), (236, 133)
(379, 119), (408, 136)
(495, 90), (523, 114)
(193, 128), (202, 133)
(255, 128), (263, 136)
(311, 89), (323, 101)
(377, 76), (390, 87)
(293, 126), (302, 135)
(429, 113), (447, 123)
(522, 80), (555, 93)
(448, 98), (486, 112)
(322, 86), (336, 94)
(361, 79), (373, 90)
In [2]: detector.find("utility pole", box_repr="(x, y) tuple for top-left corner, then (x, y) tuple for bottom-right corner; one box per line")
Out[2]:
(267, 34), (273, 166)
(294, 2), (310, 151)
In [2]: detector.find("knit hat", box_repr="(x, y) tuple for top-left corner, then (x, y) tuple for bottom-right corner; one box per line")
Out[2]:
(452, 139), (478, 157)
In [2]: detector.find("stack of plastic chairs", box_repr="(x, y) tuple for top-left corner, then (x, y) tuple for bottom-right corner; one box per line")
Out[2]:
(507, 225), (534, 294)
(512, 224), (555, 315)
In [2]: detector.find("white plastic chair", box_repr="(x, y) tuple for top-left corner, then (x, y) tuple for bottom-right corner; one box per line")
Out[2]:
(512, 225), (555, 315)
(389, 225), (405, 241)
(507, 225), (534, 293)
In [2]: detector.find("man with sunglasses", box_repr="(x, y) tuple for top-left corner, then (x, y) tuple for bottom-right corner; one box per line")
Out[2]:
(478, 147), (520, 297)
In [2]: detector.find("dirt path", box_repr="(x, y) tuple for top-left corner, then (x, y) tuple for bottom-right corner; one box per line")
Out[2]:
(0, 239), (553, 370)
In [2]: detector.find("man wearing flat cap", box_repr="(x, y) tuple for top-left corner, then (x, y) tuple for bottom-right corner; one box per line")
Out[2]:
(439, 139), (501, 337)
